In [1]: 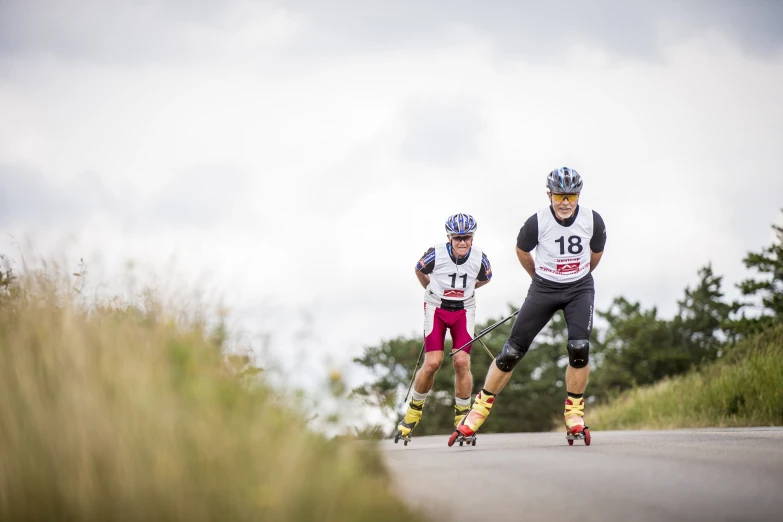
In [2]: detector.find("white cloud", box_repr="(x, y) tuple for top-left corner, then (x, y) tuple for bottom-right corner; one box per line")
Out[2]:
(2, 2), (782, 395)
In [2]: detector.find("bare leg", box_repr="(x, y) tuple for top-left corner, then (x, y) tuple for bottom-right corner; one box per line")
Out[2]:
(564, 364), (590, 436)
(481, 360), (514, 395)
(565, 364), (589, 394)
(398, 350), (444, 437)
(413, 351), (444, 394)
(452, 351), (472, 398)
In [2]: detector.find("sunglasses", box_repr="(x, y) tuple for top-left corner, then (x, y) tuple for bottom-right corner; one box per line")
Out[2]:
(451, 235), (473, 242)
(551, 193), (579, 203)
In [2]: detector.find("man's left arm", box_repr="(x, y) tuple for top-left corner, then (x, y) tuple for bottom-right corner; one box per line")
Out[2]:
(589, 210), (607, 273)
(590, 251), (604, 273)
(476, 253), (492, 288)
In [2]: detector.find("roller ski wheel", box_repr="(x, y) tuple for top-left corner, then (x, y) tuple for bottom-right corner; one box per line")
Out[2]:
(393, 431), (411, 446)
(565, 426), (591, 446)
(447, 430), (477, 448)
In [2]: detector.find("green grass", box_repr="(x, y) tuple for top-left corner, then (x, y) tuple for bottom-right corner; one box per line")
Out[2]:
(588, 325), (783, 430)
(0, 265), (426, 522)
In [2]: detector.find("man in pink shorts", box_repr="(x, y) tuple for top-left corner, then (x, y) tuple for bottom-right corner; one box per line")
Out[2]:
(394, 213), (493, 441)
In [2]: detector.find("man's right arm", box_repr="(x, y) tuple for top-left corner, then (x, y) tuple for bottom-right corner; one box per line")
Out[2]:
(415, 247), (436, 289)
(516, 214), (538, 279)
(516, 247), (535, 278)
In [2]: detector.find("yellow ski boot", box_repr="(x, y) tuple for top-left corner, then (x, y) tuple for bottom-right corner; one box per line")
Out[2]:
(454, 403), (471, 428)
(448, 390), (494, 447)
(394, 398), (425, 446)
(564, 395), (591, 446)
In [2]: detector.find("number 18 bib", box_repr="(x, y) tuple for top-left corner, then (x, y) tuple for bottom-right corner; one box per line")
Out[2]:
(535, 206), (594, 283)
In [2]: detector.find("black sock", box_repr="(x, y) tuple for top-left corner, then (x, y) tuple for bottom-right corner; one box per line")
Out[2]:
(481, 388), (495, 397)
(567, 392), (584, 399)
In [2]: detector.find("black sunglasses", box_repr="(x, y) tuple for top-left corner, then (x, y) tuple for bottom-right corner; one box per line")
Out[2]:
(451, 235), (473, 242)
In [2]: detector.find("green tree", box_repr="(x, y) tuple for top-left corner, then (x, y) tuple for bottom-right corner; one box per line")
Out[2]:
(351, 336), (430, 425)
(591, 297), (690, 395)
(732, 210), (783, 335)
(674, 264), (732, 363)
(592, 265), (733, 397)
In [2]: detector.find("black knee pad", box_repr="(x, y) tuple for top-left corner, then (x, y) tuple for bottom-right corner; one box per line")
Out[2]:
(495, 340), (527, 372)
(567, 339), (590, 368)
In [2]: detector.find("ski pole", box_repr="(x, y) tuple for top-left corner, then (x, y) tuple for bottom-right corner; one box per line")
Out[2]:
(448, 310), (519, 357)
(478, 337), (494, 359)
(402, 337), (426, 405)
(468, 310), (517, 341)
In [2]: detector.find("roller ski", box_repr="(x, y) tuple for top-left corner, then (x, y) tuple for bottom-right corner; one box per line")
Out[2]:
(393, 422), (414, 446)
(449, 431), (477, 447)
(393, 398), (425, 446)
(564, 396), (591, 446)
(447, 390), (494, 447)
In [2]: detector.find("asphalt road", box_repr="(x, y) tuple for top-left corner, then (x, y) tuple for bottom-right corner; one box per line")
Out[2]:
(381, 428), (783, 522)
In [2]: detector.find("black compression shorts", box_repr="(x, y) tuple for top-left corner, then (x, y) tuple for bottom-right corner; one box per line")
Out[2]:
(508, 273), (595, 351)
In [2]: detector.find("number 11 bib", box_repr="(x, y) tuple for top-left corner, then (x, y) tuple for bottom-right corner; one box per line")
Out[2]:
(425, 243), (484, 306)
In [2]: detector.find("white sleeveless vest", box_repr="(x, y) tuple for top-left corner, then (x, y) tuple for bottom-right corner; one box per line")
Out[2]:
(535, 206), (593, 283)
(424, 243), (484, 308)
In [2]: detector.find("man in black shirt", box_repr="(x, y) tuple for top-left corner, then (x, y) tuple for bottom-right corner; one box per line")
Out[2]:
(450, 167), (606, 447)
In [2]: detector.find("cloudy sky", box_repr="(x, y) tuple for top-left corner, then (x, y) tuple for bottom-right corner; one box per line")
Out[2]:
(2, 1), (783, 392)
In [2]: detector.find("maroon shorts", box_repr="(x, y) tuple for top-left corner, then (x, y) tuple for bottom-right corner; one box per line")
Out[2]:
(423, 302), (476, 354)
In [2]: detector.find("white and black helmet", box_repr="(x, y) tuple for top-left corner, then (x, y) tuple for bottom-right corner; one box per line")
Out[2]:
(546, 166), (583, 194)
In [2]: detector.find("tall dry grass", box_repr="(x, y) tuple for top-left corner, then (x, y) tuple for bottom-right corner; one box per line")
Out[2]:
(0, 263), (425, 521)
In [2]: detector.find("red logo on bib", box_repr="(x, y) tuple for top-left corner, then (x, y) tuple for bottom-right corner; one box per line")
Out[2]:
(444, 289), (465, 298)
(556, 262), (580, 275)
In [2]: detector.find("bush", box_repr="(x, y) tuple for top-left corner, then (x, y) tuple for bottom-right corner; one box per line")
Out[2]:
(586, 325), (783, 430)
